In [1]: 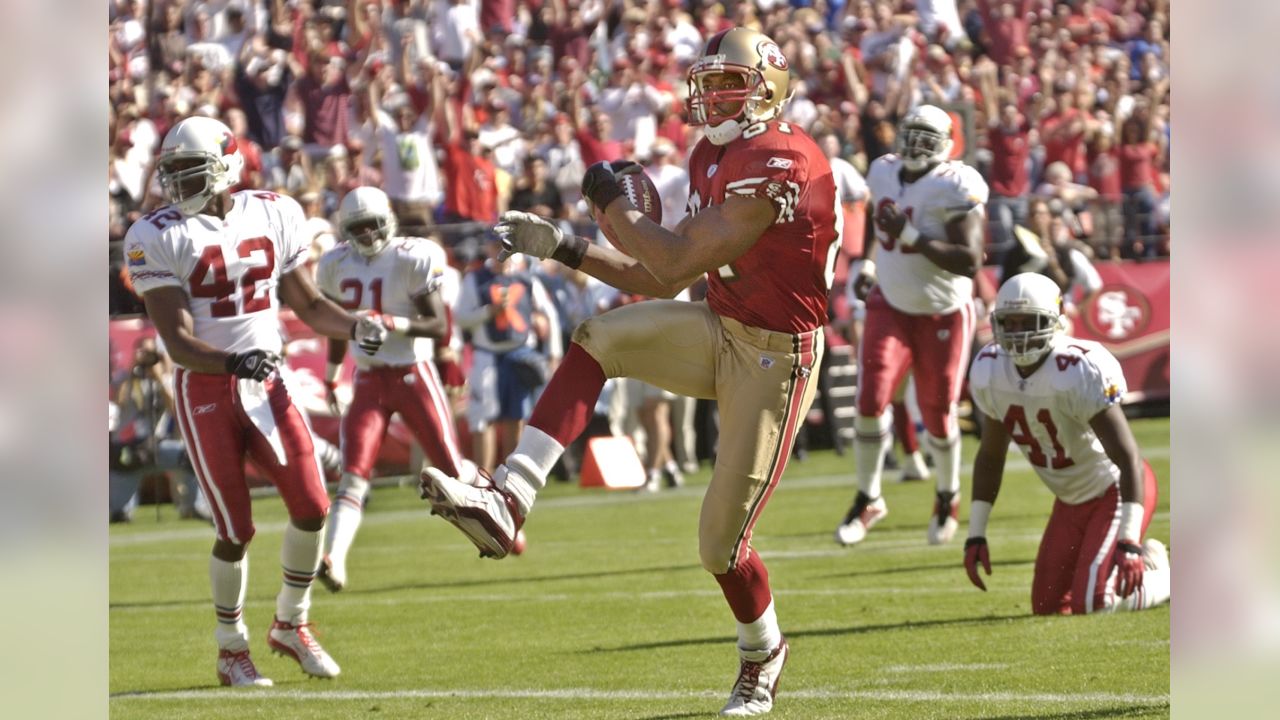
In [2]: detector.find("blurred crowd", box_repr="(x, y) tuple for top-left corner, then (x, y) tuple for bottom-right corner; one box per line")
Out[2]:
(108, 0), (1170, 492)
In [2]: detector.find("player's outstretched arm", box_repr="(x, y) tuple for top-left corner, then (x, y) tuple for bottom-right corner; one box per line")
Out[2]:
(279, 268), (386, 354)
(1090, 403), (1147, 597)
(603, 193), (775, 286)
(142, 287), (241, 374)
(966, 410), (1011, 591)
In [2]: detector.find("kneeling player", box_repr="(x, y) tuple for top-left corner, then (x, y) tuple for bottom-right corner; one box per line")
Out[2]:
(964, 273), (1169, 615)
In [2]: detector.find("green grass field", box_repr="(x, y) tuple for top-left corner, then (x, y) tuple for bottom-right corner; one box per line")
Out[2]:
(110, 419), (1170, 719)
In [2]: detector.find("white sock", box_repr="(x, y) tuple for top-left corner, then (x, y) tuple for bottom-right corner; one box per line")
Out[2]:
(500, 426), (564, 516)
(325, 474), (370, 568)
(210, 555), (249, 651)
(737, 600), (782, 652)
(854, 411), (892, 499)
(277, 523), (323, 624)
(928, 429), (962, 495)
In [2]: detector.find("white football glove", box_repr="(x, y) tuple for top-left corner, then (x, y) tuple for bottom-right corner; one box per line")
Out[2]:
(495, 211), (565, 262)
(351, 313), (388, 355)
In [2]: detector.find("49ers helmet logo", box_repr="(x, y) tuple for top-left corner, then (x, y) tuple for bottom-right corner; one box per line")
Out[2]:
(757, 41), (788, 71)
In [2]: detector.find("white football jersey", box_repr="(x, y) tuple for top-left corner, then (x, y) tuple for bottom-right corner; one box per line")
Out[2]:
(867, 154), (988, 314)
(315, 237), (444, 368)
(968, 338), (1128, 505)
(125, 190), (310, 356)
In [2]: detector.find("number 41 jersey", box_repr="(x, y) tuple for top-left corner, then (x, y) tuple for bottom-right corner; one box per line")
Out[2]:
(126, 190), (310, 355)
(968, 339), (1128, 505)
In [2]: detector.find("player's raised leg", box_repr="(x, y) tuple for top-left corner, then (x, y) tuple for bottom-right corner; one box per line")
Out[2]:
(420, 301), (718, 558)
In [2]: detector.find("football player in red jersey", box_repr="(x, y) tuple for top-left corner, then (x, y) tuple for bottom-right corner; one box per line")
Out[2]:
(418, 28), (839, 716)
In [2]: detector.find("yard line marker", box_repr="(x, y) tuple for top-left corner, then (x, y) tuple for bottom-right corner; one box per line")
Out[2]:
(110, 686), (1170, 705)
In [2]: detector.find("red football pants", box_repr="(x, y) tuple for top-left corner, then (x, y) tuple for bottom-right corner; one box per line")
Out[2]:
(172, 368), (328, 545)
(341, 362), (464, 479)
(1032, 461), (1160, 615)
(856, 287), (975, 438)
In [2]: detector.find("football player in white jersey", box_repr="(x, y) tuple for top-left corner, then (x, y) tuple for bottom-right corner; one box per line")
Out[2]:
(965, 273), (1169, 615)
(125, 116), (388, 687)
(835, 105), (988, 548)
(314, 187), (469, 592)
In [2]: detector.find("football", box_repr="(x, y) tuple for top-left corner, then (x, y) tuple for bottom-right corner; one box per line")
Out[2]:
(594, 168), (663, 255)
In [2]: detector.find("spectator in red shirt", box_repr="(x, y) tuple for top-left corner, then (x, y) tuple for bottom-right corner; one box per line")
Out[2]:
(985, 98), (1033, 262)
(977, 0), (1033, 66)
(226, 108), (264, 190)
(287, 52), (352, 160)
(1118, 113), (1160, 258)
(1088, 132), (1123, 260)
(441, 129), (499, 225)
(1040, 82), (1095, 182)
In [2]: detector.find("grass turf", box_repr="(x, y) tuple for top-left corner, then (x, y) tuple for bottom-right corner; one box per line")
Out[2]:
(110, 419), (1169, 719)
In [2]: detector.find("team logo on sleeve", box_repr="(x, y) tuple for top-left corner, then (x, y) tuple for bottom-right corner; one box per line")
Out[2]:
(757, 41), (788, 71)
(127, 246), (146, 267)
(1105, 383), (1122, 404)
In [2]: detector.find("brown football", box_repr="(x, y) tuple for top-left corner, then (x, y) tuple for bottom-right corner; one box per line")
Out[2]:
(594, 169), (663, 256)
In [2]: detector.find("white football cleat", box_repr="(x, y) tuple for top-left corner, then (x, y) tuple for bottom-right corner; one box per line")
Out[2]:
(317, 555), (345, 593)
(1141, 538), (1168, 571)
(834, 492), (888, 546)
(420, 464), (524, 559)
(216, 648), (273, 687)
(720, 637), (789, 716)
(901, 450), (930, 482)
(268, 618), (341, 678)
(927, 491), (960, 545)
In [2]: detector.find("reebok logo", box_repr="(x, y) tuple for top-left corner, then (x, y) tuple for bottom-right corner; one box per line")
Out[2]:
(194, 403), (218, 416)
(766, 157), (793, 169)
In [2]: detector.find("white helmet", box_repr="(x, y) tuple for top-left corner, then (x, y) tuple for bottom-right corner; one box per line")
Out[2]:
(337, 186), (398, 257)
(993, 273), (1065, 367)
(156, 116), (245, 216)
(898, 104), (954, 172)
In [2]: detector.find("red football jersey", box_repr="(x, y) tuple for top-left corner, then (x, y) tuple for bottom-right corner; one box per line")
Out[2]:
(688, 120), (840, 334)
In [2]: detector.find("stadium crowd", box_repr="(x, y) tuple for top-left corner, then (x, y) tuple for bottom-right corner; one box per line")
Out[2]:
(108, 0), (1171, 490)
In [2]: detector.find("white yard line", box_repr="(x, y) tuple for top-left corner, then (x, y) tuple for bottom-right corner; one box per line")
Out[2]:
(110, 686), (1169, 705)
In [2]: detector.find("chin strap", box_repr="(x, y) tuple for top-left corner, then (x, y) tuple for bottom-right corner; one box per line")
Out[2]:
(704, 118), (745, 146)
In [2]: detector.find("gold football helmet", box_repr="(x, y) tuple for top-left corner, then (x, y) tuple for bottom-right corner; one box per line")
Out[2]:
(686, 28), (793, 145)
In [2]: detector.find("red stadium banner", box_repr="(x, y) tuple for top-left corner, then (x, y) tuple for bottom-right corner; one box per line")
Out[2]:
(981, 260), (1170, 403)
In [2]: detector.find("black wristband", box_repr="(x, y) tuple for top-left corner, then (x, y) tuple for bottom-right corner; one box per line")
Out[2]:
(551, 234), (590, 269)
(223, 352), (239, 374)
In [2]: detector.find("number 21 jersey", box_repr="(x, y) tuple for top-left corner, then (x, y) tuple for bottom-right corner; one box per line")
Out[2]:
(125, 191), (310, 355)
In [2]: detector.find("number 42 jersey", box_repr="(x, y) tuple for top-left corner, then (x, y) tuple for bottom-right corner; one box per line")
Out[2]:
(125, 190), (310, 355)
(968, 339), (1128, 505)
